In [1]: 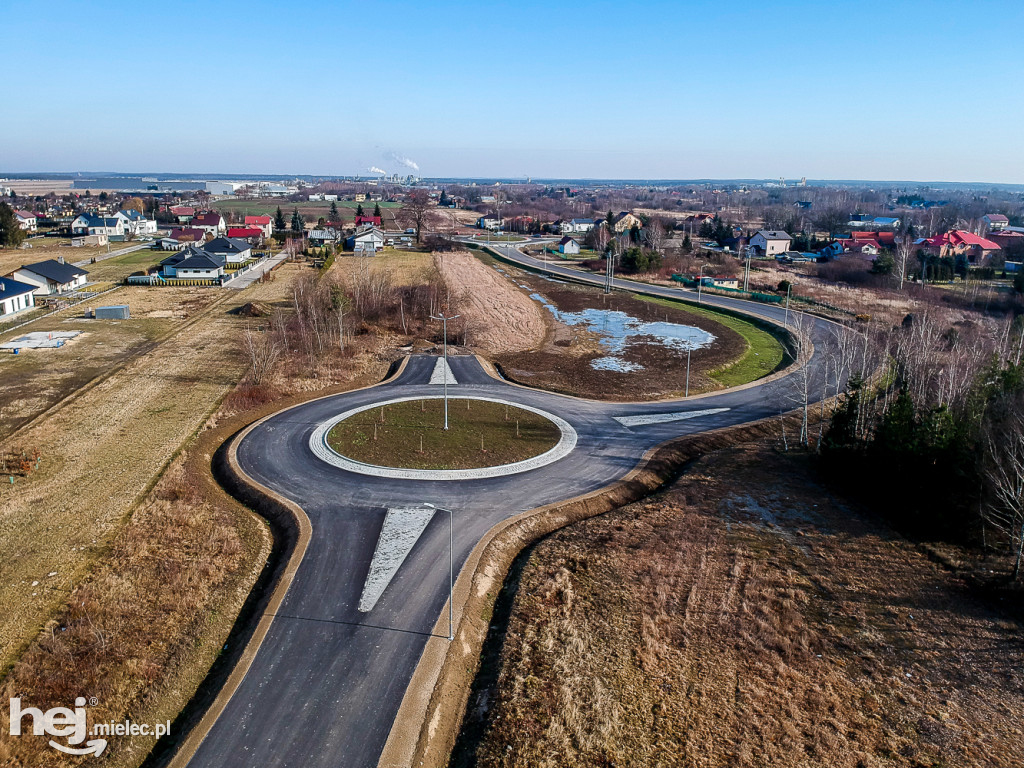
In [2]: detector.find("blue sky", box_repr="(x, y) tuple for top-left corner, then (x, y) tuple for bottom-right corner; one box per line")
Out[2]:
(3, 0), (1022, 182)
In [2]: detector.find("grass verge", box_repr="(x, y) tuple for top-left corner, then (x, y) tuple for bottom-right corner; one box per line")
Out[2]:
(638, 294), (787, 387)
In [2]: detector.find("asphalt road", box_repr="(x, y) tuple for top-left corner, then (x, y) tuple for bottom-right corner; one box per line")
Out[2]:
(184, 249), (844, 768)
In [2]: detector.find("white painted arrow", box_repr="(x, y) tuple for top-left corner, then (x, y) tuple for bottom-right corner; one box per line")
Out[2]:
(429, 357), (457, 385)
(358, 507), (437, 612)
(613, 407), (730, 428)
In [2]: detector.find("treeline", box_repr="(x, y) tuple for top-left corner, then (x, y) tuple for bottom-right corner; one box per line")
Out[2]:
(820, 312), (1024, 576)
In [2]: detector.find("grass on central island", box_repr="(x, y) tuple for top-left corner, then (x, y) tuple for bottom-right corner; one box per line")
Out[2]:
(326, 398), (561, 470)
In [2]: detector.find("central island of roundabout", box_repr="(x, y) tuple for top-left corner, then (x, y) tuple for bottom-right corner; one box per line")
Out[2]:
(179, 298), (837, 768)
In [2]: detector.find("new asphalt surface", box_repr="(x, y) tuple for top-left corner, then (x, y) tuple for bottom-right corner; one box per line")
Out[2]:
(183, 245), (844, 768)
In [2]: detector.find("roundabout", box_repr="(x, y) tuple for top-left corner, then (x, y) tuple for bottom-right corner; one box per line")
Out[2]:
(311, 395), (578, 479)
(180, 246), (846, 768)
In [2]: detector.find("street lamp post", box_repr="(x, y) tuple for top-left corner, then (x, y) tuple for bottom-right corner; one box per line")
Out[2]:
(685, 343), (692, 397)
(784, 283), (792, 327)
(697, 263), (710, 304)
(423, 503), (454, 642)
(430, 312), (461, 430)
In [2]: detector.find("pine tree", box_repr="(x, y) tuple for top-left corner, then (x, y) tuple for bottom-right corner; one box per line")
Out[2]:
(356, 203), (364, 217)
(0, 202), (26, 248)
(329, 201), (339, 221)
(373, 202), (381, 218)
(274, 206), (287, 231)
(291, 208), (304, 233)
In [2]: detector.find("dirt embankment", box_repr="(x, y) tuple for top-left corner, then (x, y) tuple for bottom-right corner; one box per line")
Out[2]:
(455, 444), (1024, 768)
(434, 250), (546, 354)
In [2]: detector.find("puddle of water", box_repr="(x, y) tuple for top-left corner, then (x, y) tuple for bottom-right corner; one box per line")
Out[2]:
(529, 292), (715, 372)
(591, 356), (644, 372)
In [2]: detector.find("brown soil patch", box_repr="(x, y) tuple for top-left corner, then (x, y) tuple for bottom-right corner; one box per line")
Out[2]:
(434, 250), (546, 354)
(493, 271), (747, 400)
(456, 444), (1024, 768)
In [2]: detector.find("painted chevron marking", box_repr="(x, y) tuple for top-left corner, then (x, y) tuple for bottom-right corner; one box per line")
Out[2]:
(429, 358), (458, 385)
(358, 506), (437, 613)
(613, 407), (730, 427)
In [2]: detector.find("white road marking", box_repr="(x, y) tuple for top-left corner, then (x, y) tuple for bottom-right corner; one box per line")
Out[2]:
(309, 395), (578, 480)
(613, 407), (730, 427)
(358, 506), (437, 612)
(429, 358), (458, 385)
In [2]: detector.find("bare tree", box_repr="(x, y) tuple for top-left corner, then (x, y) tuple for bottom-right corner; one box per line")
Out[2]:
(242, 323), (281, 385)
(644, 218), (665, 253)
(401, 191), (435, 244)
(984, 398), (1024, 579)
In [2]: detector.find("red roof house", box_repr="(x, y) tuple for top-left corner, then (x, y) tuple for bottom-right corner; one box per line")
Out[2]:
(227, 227), (264, 239)
(354, 215), (382, 227)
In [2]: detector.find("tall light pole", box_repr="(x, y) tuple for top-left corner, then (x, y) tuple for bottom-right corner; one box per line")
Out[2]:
(784, 283), (792, 327)
(685, 343), (692, 397)
(423, 503), (454, 642)
(743, 246), (752, 292)
(697, 263), (710, 304)
(430, 312), (460, 430)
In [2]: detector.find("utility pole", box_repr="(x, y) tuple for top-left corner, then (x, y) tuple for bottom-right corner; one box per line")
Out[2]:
(430, 312), (461, 430)
(784, 283), (792, 327)
(685, 344), (692, 397)
(423, 503), (455, 641)
(743, 246), (752, 292)
(605, 247), (614, 294)
(697, 263), (710, 304)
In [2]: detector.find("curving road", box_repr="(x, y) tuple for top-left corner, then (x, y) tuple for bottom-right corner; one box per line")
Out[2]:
(181, 245), (844, 768)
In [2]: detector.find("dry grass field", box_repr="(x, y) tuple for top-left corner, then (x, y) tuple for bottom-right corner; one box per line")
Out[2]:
(457, 444), (1024, 768)
(0, 273), (298, 676)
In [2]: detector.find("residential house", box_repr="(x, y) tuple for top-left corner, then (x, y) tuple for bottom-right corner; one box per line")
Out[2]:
(919, 230), (1002, 263)
(70, 213), (125, 238)
(191, 211), (226, 236)
(610, 211), (642, 233)
(848, 215), (901, 229)
(0, 276), (37, 318)
(113, 209), (158, 236)
(477, 214), (502, 230)
(346, 226), (385, 252)
(170, 206), (195, 223)
(168, 227), (209, 247)
(158, 246), (225, 279)
(354, 215), (382, 228)
(11, 259), (89, 295)
(982, 214), (1010, 232)
(749, 230), (793, 257)
(244, 215), (274, 237)
(560, 218), (596, 235)
(704, 276), (739, 289)
(227, 226), (265, 244)
(14, 210), (37, 232)
(557, 236), (581, 255)
(202, 236), (252, 265)
(988, 230), (1024, 251)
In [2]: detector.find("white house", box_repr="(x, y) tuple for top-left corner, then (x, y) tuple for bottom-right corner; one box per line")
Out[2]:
(557, 236), (581, 255)
(158, 246), (225, 279)
(202, 236), (252, 266)
(0, 276), (36, 318)
(114, 209), (158, 236)
(72, 234), (109, 247)
(560, 218), (596, 235)
(70, 213), (125, 238)
(982, 214), (1010, 232)
(12, 259), (89, 295)
(346, 226), (386, 252)
(477, 214), (502, 230)
(244, 215), (274, 237)
(191, 211), (226, 236)
(750, 230), (792, 257)
(14, 210), (37, 232)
